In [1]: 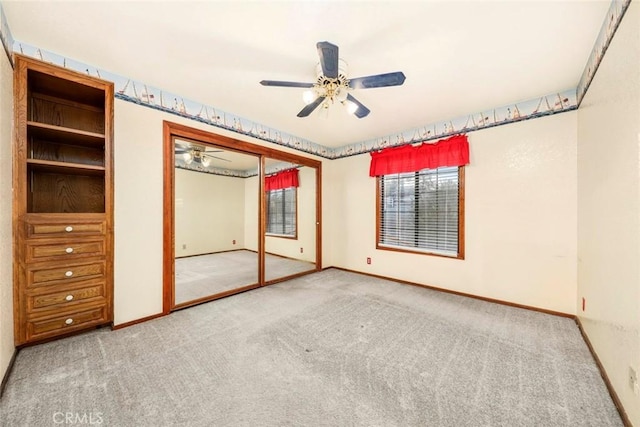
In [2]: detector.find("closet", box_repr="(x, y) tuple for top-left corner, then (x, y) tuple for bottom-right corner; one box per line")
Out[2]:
(163, 122), (322, 312)
(13, 55), (114, 345)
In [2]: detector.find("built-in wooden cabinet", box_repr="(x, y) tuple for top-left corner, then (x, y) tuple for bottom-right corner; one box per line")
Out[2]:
(13, 55), (114, 345)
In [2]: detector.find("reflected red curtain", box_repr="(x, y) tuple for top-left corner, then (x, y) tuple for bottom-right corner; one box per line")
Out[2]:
(265, 169), (299, 191)
(369, 135), (469, 176)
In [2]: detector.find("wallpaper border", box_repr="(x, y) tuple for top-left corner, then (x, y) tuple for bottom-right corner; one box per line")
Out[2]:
(0, 3), (13, 66)
(576, 0), (631, 106)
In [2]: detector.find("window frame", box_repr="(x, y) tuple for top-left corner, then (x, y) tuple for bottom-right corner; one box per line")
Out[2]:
(265, 186), (298, 239)
(375, 166), (465, 259)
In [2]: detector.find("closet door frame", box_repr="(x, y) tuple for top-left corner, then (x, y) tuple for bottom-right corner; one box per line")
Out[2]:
(162, 121), (322, 314)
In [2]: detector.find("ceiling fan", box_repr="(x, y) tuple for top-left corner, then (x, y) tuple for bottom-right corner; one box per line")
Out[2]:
(175, 143), (230, 167)
(260, 41), (406, 119)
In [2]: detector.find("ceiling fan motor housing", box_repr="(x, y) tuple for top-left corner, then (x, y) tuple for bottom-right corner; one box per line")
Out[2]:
(314, 59), (349, 104)
(260, 41), (404, 118)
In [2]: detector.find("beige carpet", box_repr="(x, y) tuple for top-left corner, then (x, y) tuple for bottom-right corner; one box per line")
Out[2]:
(1, 269), (622, 426)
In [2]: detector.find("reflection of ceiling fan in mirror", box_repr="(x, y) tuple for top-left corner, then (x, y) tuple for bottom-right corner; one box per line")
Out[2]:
(175, 144), (230, 167)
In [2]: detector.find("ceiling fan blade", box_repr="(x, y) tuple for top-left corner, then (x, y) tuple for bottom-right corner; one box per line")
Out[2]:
(297, 96), (326, 118)
(175, 149), (189, 154)
(202, 154), (231, 162)
(260, 80), (314, 88)
(349, 72), (406, 90)
(346, 94), (371, 119)
(204, 148), (223, 152)
(317, 41), (339, 79)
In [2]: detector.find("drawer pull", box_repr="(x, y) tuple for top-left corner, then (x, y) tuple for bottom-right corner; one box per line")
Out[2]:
(65, 271), (73, 277)
(65, 318), (73, 325)
(65, 295), (74, 301)
(65, 247), (74, 254)
(65, 226), (73, 232)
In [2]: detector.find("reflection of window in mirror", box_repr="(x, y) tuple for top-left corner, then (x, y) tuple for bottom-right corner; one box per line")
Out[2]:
(266, 187), (297, 238)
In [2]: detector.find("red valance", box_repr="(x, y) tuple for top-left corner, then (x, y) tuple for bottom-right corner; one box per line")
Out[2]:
(369, 135), (469, 177)
(265, 169), (299, 191)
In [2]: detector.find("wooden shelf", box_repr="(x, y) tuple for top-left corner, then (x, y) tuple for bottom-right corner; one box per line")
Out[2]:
(27, 159), (105, 176)
(32, 92), (104, 113)
(28, 69), (105, 108)
(15, 54), (114, 345)
(27, 121), (105, 146)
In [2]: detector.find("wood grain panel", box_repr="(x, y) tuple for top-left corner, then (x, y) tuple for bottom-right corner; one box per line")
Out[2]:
(29, 172), (105, 213)
(26, 217), (105, 237)
(30, 95), (105, 134)
(26, 306), (106, 340)
(27, 67), (105, 106)
(26, 239), (105, 262)
(28, 261), (105, 287)
(29, 283), (105, 310)
(30, 139), (104, 166)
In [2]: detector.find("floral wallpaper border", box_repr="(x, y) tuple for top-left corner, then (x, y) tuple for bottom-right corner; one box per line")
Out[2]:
(0, 0), (630, 162)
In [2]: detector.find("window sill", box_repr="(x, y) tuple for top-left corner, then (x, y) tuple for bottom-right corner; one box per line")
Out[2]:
(266, 233), (297, 240)
(377, 244), (463, 260)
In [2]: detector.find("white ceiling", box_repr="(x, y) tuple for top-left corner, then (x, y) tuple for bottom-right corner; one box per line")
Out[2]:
(3, 1), (610, 149)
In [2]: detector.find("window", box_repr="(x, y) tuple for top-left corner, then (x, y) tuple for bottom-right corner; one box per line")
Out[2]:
(377, 166), (464, 258)
(266, 187), (297, 237)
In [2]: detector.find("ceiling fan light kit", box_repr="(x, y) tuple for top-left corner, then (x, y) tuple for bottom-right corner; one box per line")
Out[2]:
(302, 60), (356, 117)
(175, 143), (230, 168)
(260, 41), (406, 119)
(182, 149), (211, 167)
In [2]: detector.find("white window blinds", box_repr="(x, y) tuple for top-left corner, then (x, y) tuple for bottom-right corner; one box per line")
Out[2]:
(266, 187), (296, 236)
(379, 166), (460, 256)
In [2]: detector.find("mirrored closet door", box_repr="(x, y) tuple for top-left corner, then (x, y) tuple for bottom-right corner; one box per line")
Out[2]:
(264, 159), (317, 283)
(163, 122), (321, 313)
(173, 139), (260, 307)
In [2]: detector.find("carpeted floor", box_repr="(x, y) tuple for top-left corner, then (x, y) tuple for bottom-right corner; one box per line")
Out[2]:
(175, 250), (315, 304)
(1, 269), (622, 426)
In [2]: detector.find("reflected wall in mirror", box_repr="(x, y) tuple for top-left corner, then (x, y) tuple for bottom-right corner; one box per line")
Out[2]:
(263, 160), (317, 282)
(173, 138), (259, 306)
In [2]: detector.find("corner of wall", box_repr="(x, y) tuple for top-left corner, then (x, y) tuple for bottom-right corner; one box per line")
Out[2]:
(576, 2), (640, 425)
(0, 28), (15, 383)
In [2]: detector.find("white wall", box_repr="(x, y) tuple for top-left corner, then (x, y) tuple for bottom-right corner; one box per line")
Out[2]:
(265, 166), (316, 263)
(175, 168), (245, 257)
(577, 3), (640, 424)
(325, 111), (578, 314)
(113, 101), (165, 325)
(0, 50), (14, 381)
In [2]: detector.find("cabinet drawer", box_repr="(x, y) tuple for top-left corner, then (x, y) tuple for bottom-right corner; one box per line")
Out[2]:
(28, 282), (105, 311)
(26, 239), (105, 262)
(26, 220), (105, 238)
(26, 306), (107, 341)
(27, 261), (105, 287)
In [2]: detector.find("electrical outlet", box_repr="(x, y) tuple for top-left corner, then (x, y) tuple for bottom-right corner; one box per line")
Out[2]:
(366, 257), (371, 265)
(233, 240), (236, 245)
(300, 247), (303, 253)
(582, 297), (586, 311)
(182, 244), (186, 250)
(630, 366), (637, 391)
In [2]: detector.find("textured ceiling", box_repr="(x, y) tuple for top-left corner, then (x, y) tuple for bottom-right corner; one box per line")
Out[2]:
(2, 1), (611, 148)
